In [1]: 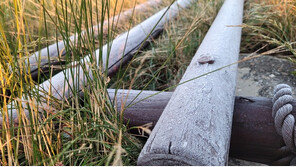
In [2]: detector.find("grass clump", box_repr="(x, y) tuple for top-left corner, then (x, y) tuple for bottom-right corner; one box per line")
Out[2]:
(242, 0), (296, 56)
(0, 0), (147, 50)
(0, 0), (153, 165)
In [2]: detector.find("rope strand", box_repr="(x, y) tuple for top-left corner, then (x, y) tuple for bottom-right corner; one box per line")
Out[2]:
(272, 84), (296, 165)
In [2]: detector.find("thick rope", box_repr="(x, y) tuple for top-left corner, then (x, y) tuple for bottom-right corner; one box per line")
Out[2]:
(272, 84), (296, 165)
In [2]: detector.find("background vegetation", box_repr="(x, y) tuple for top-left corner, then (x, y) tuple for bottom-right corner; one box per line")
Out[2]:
(0, 0), (295, 165)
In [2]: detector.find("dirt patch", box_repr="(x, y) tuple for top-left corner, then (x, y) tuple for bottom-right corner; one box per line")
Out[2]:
(236, 54), (296, 97)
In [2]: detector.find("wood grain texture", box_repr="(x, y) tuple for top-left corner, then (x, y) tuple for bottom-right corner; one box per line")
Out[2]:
(1, 0), (195, 126)
(109, 89), (292, 165)
(27, 0), (162, 79)
(137, 0), (244, 165)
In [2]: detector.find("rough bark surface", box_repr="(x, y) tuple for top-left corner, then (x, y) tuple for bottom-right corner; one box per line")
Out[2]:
(137, 0), (244, 165)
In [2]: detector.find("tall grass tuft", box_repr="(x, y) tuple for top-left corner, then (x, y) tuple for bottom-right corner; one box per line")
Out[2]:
(0, 0), (151, 165)
(242, 0), (296, 56)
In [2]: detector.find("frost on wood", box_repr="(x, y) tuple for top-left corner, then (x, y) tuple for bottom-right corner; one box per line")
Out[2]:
(27, 0), (162, 78)
(137, 0), (245, 165)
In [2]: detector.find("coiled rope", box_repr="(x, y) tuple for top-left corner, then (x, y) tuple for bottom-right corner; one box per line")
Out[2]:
(272, 84), (296, 165)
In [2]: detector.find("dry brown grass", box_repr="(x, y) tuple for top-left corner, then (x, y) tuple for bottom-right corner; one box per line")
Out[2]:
(0, 0), (147, 40)
(242, 0), (296, 55)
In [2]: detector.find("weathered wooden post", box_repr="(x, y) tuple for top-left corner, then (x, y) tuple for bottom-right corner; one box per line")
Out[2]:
(137, 0), (244, 165)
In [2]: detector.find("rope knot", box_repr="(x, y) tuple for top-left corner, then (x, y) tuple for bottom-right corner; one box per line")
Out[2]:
(273, 84), (296, 165)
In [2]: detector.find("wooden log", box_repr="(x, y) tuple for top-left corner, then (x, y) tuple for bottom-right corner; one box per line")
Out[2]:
(137, 0), (244, 165)
(108, 89), (170, 127)
(1, 0), (196, 126)
(27, 0), (162, 79)
(108, 89), (294, 165)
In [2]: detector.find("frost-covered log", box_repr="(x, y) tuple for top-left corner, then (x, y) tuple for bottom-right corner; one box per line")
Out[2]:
(137, 0), (245, 165)
(28, 0), (162, 79)
(1, 0), (195, 126)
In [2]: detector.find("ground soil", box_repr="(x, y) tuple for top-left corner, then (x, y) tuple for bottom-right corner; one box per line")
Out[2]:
(236, 54), (296, 97)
